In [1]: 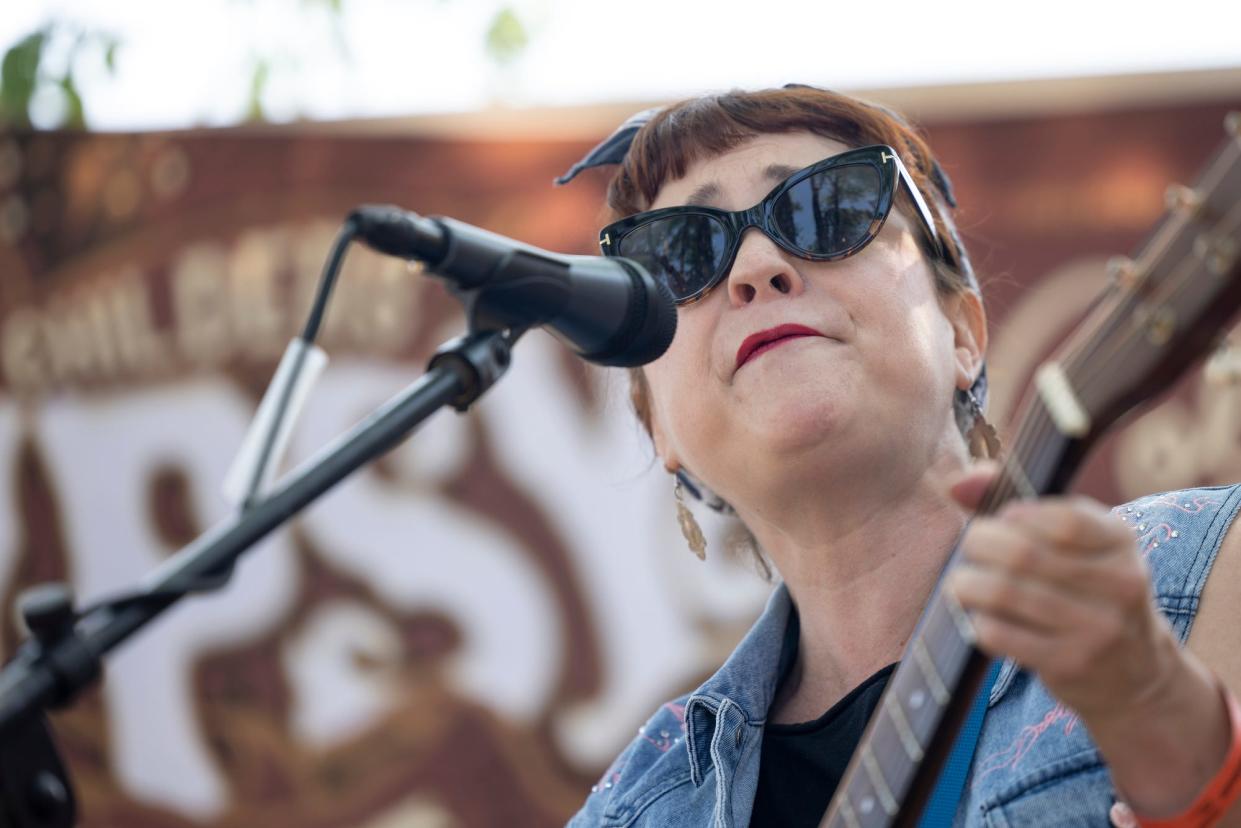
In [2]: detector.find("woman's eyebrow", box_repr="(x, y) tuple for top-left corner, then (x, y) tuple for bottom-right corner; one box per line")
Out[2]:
(763, 163), (801, 182)
(685, 182), (721, 207)
(684, 164), (802, 208)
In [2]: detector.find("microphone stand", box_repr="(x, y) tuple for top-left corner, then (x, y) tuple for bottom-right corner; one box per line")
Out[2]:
(0, 263), (523, 826)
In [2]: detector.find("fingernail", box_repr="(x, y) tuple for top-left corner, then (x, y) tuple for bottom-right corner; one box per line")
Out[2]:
(1109, 801), (1137, 828)
(1001, 500), (1035, 520)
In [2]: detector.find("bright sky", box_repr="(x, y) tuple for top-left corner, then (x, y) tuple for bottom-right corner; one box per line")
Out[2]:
(6, 0), (1241, 130)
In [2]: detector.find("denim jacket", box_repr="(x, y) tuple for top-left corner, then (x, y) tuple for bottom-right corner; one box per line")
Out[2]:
(568, 484), (1241, 827)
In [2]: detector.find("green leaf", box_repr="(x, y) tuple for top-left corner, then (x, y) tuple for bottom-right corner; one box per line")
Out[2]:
(103, 37), (120, 74)
(60, 74), (85, 129)
(245, 58), (270, 122)
(484, 7), (528, 66)
(1, 29), (49, 128)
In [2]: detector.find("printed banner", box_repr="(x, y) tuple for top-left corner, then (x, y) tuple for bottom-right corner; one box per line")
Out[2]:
(0, 95), (1237, 826)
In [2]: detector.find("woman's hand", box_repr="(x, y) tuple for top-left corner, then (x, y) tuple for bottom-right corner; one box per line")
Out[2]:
(946, 463), (1233, 820)
(946, 463), (1178, 723)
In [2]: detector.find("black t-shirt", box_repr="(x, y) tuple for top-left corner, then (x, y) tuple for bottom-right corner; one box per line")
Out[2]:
(749, 615), (897, 827)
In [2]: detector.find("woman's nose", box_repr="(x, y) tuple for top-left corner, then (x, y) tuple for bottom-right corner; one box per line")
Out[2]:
(725, 228), (806, 307)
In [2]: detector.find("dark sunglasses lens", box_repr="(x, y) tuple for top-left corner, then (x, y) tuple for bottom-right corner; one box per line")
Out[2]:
(773, 163), (883, 256)
(618, 214), (730, 301)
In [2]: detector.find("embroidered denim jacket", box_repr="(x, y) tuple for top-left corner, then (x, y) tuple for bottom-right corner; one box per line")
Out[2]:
(567, 484), (1241, 827)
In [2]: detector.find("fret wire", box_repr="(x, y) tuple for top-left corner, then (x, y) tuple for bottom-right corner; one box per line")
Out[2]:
(838, 796), (862, 828)
(990, 307), (1087, 506)
(860, 745), (898, 816)
(821, 136), (1241, 828)
(942, 590), (977, 647)
(925, 599), (965, 672)
(818, 375), (1057, 828)
(890, 655), (941, 740)
(927, 600), (973, 693)
(846, 767), (881, 825)
(911, 636), (949, 705)
(869, 695), (917, 804)
(884, 692), (924, 762)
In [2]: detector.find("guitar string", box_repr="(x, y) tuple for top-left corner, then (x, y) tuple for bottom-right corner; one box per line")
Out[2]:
(926, 194), (1209, 625)
(1065, 191), (1241, 428)
(985, 140), (1241, 517)
(823, 138), (1240, 828)
(1064, 140), (1241, 404)
(912, 152), (1239, 734)
(989, 211), (1205, 506)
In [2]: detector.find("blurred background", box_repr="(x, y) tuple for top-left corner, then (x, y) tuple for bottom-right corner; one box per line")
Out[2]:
(1, 2), (1240, 825)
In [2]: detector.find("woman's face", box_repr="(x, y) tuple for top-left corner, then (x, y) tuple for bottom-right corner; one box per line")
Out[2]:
(642, 132), (985, 510)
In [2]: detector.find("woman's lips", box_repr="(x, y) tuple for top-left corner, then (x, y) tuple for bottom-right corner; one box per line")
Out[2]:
(735, 323), (827, 370)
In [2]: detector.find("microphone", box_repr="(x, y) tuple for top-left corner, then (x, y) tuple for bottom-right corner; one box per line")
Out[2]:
(347, 205), (676, 367)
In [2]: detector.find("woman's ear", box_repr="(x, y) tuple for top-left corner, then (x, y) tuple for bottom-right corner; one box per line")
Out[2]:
(648, 400), (682, 474)
(632, 368), (681, 473)
(949, 290), (988, 390)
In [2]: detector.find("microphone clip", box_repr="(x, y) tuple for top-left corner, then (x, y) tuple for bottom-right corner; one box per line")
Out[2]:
(427, 328), (519, 412)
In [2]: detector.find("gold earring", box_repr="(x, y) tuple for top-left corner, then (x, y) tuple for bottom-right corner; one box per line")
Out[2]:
(674, 476), (707, 561)
(966, 390), (1002, 459)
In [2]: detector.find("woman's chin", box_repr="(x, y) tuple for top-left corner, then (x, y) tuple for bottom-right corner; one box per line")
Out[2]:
(741, 397), (855, 457)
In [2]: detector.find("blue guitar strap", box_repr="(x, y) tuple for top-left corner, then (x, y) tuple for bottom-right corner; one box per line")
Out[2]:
(916, 658), (1002, 826)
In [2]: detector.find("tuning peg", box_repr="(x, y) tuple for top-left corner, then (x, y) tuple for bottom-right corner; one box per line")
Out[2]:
(1165, 184), (1203, 216)
(1206, 338), (1241, 385)
(1194, 233), (1239, 276)
(1107, 256), (1138, 289)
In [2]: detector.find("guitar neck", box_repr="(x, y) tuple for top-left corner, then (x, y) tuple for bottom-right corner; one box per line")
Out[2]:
(820, 113), (1241, 828)
(818, 429), (1073, 828)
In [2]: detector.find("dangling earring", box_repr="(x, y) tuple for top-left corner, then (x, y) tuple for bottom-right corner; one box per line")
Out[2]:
(674, 475), (707, 561)
(965, 390), (1002, 459)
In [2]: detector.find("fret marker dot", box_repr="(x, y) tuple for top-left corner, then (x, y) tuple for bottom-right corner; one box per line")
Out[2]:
(910, 689), (926, 709)
(860, 797), (875, 814)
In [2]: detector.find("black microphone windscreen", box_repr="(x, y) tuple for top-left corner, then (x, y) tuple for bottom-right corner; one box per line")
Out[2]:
(585, 261), (677, 367)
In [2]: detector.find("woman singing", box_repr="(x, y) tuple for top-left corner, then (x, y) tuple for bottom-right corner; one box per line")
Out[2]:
(559, 86), (1241, 826)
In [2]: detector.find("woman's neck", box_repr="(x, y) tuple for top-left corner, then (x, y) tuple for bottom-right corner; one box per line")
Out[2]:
(747, 449), (969, 725)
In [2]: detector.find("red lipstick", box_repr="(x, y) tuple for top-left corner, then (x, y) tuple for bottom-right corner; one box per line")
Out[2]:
(735, 324), (825, 370)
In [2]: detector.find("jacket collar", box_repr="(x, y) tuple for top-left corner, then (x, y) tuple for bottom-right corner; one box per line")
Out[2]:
(683, 583), (792, 783)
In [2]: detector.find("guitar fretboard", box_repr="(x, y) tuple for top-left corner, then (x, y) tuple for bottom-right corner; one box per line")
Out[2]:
(819, 113), (1241, 828)
(820, 446), (1066, 828)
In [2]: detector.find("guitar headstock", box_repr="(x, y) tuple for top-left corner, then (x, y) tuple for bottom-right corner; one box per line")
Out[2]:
(822, 114), (1241, 828)
(1036, 113), (1241, 446)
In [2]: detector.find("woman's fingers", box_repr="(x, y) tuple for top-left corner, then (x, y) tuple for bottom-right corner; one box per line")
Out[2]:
(947, 560), (1100, 637)
(946, 491), (1174, 723)
(960, 516), (1120, 597)
(946, 461), (1001, 511)
(997, 496), (1134, 554)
